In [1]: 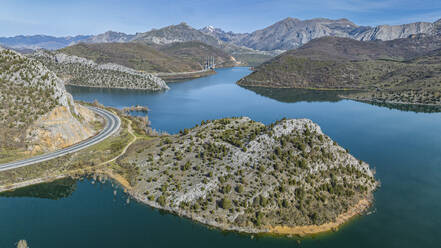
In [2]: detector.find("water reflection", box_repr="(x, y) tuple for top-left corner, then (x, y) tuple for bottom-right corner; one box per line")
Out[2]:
(0, 178), (77, 200)
(241, 86), (347, 103)
(243, 86), (441, 113)
(366, 101), (441, 113)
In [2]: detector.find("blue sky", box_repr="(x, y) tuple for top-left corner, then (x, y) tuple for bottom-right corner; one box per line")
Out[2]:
(1, 0), (440, 36)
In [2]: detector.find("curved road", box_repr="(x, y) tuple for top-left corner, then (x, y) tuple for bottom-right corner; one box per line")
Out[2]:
(0, 106), (121, 172)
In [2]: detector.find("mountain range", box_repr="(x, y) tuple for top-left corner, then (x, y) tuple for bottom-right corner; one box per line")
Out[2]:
(206, 17), (438, 51)
(2, 17), (440, 52)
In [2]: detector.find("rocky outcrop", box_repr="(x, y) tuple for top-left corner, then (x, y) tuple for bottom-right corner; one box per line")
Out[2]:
(353, 22), (434, 41)
(26, 105), (99, 154)
(17, 240), (29, 248)
(32, 50), (169, 91)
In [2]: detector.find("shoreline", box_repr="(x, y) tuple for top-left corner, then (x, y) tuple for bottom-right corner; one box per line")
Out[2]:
(238, 83), (441, 107)
(0, 169), (373, 237)
(65, 83), (168, 91)
(267, 198), (372, 236)
(125, 185), (373, 236)
(158, 70), (216, 82)
(340, 97), (441, 107)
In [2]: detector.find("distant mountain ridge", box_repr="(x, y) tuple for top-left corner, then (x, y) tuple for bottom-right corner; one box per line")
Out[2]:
(200, 17), (440, 51)
(1, 17), (440, 53)
(0, 34), (91, 50)
(83, 31), (135, 44)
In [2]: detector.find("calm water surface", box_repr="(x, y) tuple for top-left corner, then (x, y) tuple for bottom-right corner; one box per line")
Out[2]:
(1, 67), (441, 247)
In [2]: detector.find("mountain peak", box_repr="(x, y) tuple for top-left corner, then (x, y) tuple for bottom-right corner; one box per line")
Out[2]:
(206, 25), (215, 32)
(281, 17), (300, 23)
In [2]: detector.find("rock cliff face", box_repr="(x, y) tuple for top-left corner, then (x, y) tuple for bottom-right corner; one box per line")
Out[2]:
(235, 18), (358, 51)
(26, 105), (100, 154)
(32, 50), (169, 91)
(353, 22), (434, 41)
(0, 47), (101, 157)
(222, 18), (437, 51)
(131, 22), (265, 55)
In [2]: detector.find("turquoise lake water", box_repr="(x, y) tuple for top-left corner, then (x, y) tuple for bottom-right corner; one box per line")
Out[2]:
(1, 67), (441, 247)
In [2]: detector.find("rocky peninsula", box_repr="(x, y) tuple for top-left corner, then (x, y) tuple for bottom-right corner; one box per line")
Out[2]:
(31, 50), (169, 91)
(118, 117), (377, 235)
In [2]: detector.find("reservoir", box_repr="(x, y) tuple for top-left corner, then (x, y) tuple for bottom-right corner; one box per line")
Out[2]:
(1, 67), (441, 247)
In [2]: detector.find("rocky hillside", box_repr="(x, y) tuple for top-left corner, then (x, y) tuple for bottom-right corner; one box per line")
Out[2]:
(133, 23), (221, 47)
(32, 50), (169, 91)
(120, 117), (376, 234)
(234, 18), (358, 51)
(130, 22), (273, 61)
(202, 18), (440, 51)
(0, 47), (101, 161)
(132, 23), (242, 54)
(82, 31), (135, 44)
(238, 34), (441, 105)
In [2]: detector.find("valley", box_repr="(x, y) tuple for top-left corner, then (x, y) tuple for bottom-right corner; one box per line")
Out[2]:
(1, 9), (441, 247)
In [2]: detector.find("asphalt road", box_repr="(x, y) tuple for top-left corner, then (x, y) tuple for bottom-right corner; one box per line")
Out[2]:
(0, 106), (121, 172)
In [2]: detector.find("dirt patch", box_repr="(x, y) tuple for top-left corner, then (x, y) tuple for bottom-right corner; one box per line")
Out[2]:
(267, 198), (371, 236)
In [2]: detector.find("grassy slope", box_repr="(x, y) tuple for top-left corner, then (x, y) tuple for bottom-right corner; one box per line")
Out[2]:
(60, 42), (199, 73)
(238, 36), (441, 105)
(60, 41), (238, 73)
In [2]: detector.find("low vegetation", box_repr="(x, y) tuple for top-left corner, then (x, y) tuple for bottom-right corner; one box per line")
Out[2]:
(0, 48), (67, 162)
(238, 36), (441, 105)
(120, 117), (377, 233)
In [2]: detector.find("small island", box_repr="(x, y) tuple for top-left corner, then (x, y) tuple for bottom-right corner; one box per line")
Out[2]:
(119, 117), (377, 235)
